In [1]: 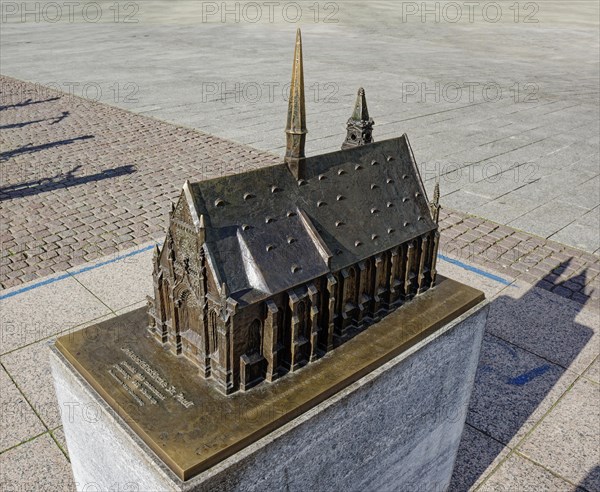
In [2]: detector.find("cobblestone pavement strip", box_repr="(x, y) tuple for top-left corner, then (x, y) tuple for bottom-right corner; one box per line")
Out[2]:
(1, 76), (598, 306)
(0, 76), (279, 289)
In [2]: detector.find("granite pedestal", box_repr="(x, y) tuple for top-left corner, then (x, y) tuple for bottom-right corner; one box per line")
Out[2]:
(51, 280), (488, 492)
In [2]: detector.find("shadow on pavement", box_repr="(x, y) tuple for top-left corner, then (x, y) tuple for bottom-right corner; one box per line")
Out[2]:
(0, 96), (61, 111)
(449, 261), (595, 491)
(0, 135), (94, 162)
(579, 466), (600, 491)
(0, 164), (136, 200)
(0, 111), (70, 130)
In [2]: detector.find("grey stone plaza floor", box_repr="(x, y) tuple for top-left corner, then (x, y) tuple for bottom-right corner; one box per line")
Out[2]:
(1, 0), (599, 252)
(0, 245), (598, 491)
(0, 1), (599, 491)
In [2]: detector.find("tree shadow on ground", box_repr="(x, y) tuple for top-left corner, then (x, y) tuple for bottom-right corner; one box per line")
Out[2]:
(449, 260), (596, 491)
(0, 164), (136, 200)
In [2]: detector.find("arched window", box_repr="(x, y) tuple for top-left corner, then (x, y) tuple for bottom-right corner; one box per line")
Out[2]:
(247, 319), (262, 355)
(297, 301), (309, 339)
(345, 267), (357, 306)
(363, 259), (374, 296)
(162, 281), (172, 321)
(179, 290), (190, 304)
(209, 310), (218, 355)
(176, 290), (190, 332)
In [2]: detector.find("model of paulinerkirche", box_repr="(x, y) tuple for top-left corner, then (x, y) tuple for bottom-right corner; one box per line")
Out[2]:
(146, 29), (442, 395)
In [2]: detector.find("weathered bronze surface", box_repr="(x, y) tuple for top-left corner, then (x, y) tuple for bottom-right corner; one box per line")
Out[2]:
(56, 276), (483, 481)
(342, 87), (375, 150)
(285, 28), (307, 179)
(146, 29), (444, 395)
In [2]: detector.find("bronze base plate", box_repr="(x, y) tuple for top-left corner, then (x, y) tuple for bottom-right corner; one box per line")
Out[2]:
(55, 276), (483, 481)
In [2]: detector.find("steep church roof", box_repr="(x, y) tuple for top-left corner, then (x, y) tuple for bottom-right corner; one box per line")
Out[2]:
(168, 30), (438, 306)
(183, 134), (436, 306)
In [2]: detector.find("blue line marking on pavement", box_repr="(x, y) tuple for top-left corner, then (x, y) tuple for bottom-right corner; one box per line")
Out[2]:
(1, 247), (510, 301)
(508, 365), (552, 386)
(0, 244), (156, 301)
(438, 254), (512, 286)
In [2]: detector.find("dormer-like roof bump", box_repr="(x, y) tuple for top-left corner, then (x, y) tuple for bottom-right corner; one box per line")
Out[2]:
(187, 135), (436, 306)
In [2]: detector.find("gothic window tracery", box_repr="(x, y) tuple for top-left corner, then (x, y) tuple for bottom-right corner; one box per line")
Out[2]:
(247, 319), (263, 356)
(297, 300), (309, 340)
(345, 267), (357, 307)
(209, 310), (219, 355)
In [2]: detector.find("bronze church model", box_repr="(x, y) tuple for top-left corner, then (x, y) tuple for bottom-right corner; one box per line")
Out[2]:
(146, 29), (441, 395)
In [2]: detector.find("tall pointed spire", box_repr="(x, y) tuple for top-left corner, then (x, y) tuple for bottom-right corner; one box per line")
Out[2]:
(342, 87), (374, 150)
(285, 28), (308, 180)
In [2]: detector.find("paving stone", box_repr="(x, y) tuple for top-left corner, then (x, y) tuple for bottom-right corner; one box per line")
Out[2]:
(51, 427), (69, 459)
(509, 200), (592, 241)
(572, 292), (593, 305)
(467, 333), (579, 448)
(448, 425), (510, 492)
(486, 281), (598, 375)
(68, 244), (154, 312)
(479, 453), (579, 492)
(518, 378), (600, 491)
(553, 285), (574, 298)
(2, 339), (76, 430)
(550, 215), (600, 253)
(583, 357), (599, 384)
(0, 273), (111, 355)
(0, 434), (75, 491)
(0, 365), (46, 452)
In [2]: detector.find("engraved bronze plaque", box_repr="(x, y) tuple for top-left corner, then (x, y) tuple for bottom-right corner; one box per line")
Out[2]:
(55, 276), (483, 481)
